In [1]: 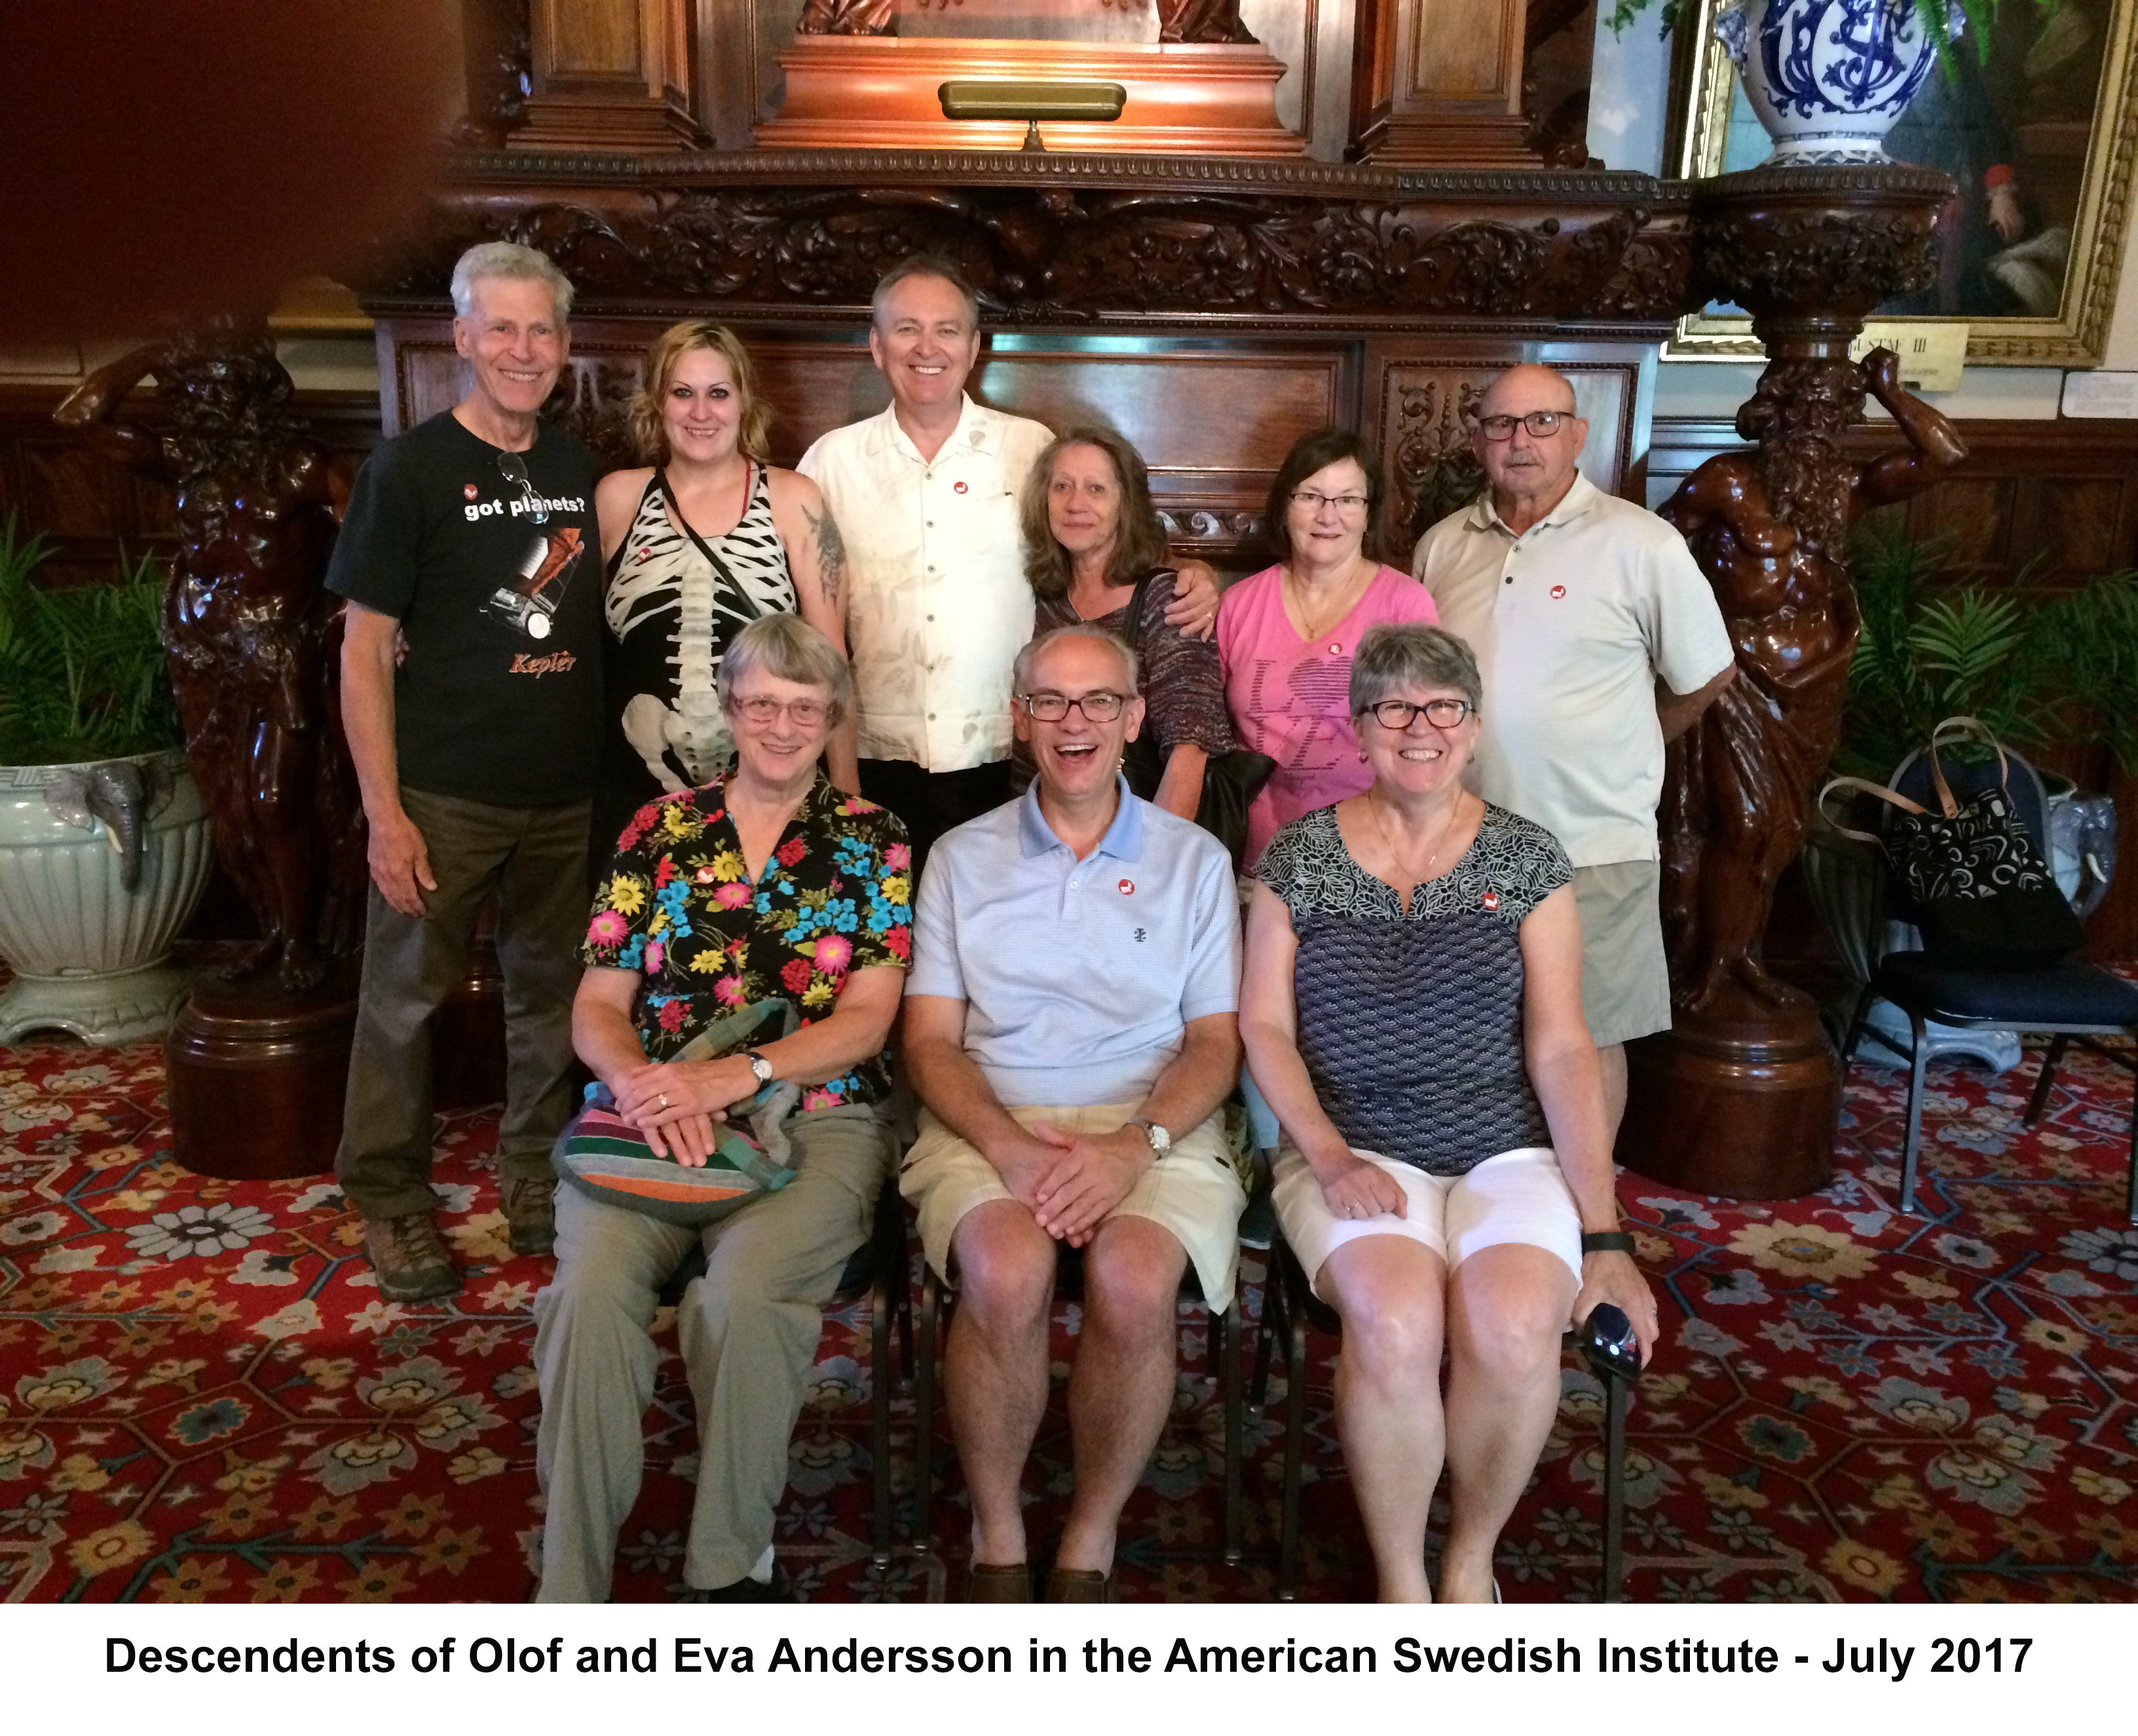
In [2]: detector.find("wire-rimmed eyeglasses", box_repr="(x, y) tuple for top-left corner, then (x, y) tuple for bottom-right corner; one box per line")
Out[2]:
(497, 451), (550, 523)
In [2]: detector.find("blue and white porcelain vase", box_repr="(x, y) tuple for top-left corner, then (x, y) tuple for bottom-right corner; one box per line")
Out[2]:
(1717, 0), (1965, 164)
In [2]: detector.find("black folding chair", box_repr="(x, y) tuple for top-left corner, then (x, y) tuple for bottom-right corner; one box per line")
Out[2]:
(1838, 742), (2138, 1220)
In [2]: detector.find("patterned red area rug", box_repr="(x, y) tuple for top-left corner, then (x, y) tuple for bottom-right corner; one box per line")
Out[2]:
(1, 1025), (2133, 1603)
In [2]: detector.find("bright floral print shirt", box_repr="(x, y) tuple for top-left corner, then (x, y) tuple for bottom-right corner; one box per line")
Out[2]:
(582, 774), (912, 1109)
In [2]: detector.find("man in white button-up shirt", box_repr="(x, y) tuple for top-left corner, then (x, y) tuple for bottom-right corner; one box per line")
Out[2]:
(1412, 365), (1736, 1141)
(800, 256), (1214, 868)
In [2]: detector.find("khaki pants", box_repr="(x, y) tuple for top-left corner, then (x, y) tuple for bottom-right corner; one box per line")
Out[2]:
(335, 786), (590, 1222)
(533, 1110), (893, 1600)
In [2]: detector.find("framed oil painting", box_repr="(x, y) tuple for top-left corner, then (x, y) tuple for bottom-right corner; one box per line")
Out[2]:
(1666, 0), (2138, 364)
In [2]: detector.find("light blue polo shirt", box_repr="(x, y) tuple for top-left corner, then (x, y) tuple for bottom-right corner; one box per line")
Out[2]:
(906, 776), (1241, 1108)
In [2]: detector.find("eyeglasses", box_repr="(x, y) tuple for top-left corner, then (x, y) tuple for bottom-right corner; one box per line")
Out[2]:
(732, 696), (831, 726)
(1017, 690), (1127, 723)
(497, 451), (550, 523)
(1473, 411), (1568, 441)
(1290, 489), (1371, 515)
(1362, 697), (1474, 730)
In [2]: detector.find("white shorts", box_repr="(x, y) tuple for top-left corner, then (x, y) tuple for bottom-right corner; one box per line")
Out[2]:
(1272, 1141), (1583, 1298)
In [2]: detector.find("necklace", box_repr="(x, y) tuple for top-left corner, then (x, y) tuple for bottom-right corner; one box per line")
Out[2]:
(1366, 787), (1467, 892)
(1284, 557), (1374, 645)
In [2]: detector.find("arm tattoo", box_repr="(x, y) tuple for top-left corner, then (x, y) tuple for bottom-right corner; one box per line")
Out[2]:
(804, 502), (849, 612)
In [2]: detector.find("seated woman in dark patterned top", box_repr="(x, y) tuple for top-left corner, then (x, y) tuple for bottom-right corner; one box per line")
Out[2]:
(535, 613), (911, 1603)
(1239, 622), (1657, 1604)
(1012, 424), (1235, 823)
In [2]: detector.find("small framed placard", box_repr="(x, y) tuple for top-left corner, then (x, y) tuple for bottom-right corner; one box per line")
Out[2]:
(1848, 322), (1970, 394)
(2061, 369), (2138, 417)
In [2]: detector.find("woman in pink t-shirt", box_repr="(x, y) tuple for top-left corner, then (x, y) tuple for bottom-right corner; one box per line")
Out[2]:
(1218, 428), (1438, 867)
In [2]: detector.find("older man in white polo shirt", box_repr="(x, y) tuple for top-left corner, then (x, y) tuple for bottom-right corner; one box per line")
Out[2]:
(902, 624), (1245, 1604)
(799, 254), (1214, 869)
(1412, 364), (1735, 1139)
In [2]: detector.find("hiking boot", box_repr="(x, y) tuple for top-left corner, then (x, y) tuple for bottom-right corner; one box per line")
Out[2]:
(362, 1211), (460, 1302)
(498, 1175), (557, 1256)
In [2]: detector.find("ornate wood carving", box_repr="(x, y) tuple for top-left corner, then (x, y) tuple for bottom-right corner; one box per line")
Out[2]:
(53, 326), (369, 1001)
(1619, 165), (1964, 1201)
(360, 153), (1694, 334)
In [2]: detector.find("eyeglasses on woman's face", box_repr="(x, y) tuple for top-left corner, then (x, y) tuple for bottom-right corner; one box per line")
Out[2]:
(1289, 489), (1370, 516)
(732, 695), (831, 726)
(1472, 410), (1567, 442)
(1017, 689), (1128, 723)
(1362, 696), (1474, 730)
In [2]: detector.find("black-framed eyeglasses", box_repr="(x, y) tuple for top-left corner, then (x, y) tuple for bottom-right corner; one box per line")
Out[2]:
(1362, 697), (1474, 730)
(497, 451), (550, 523)
(1017, 690), (1128, 723)
(1472, 411), (1567, 441)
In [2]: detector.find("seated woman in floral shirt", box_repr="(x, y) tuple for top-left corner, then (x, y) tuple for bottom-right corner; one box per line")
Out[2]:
(534, 613), (910, 1604)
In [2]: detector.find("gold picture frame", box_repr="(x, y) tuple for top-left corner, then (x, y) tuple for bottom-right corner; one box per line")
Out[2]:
(1665, 0), (2138, 364)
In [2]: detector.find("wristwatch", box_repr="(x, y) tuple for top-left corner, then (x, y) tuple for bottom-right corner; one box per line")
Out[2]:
(1581, 1230), (1636, 1255)
(1126, 1117), (1172, 1156)
(744, 1049), (774, 1085)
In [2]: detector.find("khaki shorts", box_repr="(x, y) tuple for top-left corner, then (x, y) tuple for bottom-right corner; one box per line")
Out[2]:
(1572, 859), (1672, 1046)
(901, 1102), (1248, 1308)
(1273, 1142), (1583, 1300)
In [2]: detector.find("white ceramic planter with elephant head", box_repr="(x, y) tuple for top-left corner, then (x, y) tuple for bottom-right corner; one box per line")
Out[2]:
(0, 747), (214, 1046)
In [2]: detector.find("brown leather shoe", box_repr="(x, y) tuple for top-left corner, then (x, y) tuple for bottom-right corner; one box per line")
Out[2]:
(498, 1175), (557, 1256)
(363, 1211), (460, 1302)
(966, 1562), (1032, 1602)
(1045, 1567), (1114, 1603)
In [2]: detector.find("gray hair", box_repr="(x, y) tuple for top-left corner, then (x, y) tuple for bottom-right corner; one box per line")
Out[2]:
(1350, 623), (1483, 716)
(870, 253), (980, 331)
(1012, 623), (1140, 699)
(450, 241), (575, 322)
(718, 613), (853, 726)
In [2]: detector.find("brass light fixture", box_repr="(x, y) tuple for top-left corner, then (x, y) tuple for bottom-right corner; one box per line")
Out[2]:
(937, 80), (1127, 154)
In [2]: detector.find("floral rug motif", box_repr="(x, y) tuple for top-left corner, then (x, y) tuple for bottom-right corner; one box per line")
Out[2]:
(0, 1025), (2134, 1602)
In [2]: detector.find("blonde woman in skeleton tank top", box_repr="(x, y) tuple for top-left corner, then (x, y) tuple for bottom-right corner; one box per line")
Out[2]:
(593, 320), (856, 851)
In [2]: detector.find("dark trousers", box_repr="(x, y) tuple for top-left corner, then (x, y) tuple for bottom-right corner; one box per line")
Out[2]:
(857, 758), (1011, 882)
(337, 786), (591, 1222)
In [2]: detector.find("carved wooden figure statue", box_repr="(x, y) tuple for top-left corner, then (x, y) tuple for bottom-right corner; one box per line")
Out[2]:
(1656, 347), (1966, 1022)
(56, 322), (366, 996)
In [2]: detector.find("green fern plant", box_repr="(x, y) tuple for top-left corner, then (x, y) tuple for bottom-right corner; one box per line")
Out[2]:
(0, 512), (181, 766)
(1840, 521), (2138, 778)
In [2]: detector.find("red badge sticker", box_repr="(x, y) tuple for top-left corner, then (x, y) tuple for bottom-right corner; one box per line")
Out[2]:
(1117, 878), (1135, 896)
(695, 865), (717, 884)
(1550, 584), (1567, 599)
(1328, 641), (1343, 656)
(1481, 890), (1501, 911)
(953, 480), (969, 494)
(463, 483), (479, 500)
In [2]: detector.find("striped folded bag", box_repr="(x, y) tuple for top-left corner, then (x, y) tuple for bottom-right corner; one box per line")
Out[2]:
(551, 998), (805, 1226)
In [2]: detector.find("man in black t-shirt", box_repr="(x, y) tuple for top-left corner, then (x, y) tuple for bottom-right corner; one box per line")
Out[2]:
(327, 240), (602, 1300)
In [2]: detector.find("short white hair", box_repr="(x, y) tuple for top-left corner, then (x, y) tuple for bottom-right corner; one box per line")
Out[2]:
(450, 242), (574, 322)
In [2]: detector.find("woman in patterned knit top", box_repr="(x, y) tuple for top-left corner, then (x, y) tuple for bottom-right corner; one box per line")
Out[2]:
(593, 321), (855, 851)
(1240, 622), (1657, 1603)
(1012, 425), (1235, 825)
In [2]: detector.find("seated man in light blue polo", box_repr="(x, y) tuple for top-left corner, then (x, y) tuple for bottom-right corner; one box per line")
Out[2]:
(902, 623), (1245, 1606)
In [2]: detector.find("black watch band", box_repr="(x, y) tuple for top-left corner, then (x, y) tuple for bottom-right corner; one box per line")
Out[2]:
(1581, 1230), (1636, 1255)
